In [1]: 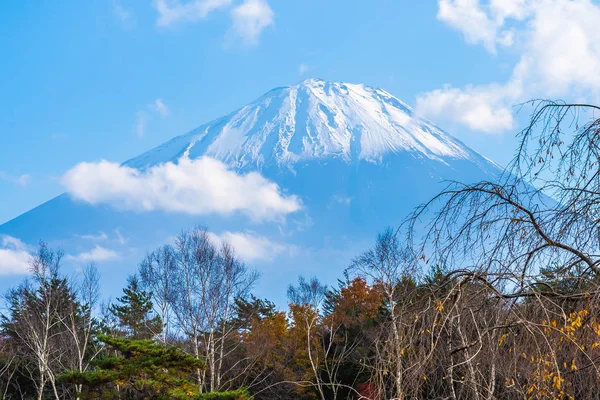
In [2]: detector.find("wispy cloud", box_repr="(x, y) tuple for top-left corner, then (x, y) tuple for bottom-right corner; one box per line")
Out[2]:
(135, 111), (148, 138)
(75, 231), (109, 241)
(113, 2), (135, 29)
(115, 228), (127, 245)
(75, 229), (127, 245)
(0, 172), (31, 187)
(135, 98), (170, 138)
(66, 245), (120, 263)
(153, 0), (233, 27)
(298, 63), (311, 77)
(149, 98), (170, 118)
(61, 156), (302, 222)
(0, 235), (31, 276)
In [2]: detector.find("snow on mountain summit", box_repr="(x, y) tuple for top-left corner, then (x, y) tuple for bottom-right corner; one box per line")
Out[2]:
(127, 78), (481, 171)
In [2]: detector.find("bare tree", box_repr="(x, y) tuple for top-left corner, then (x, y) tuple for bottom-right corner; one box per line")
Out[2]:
(350, 228), (419, 399)
(400, 102), (600, 399)
(169, 227), (258, 393)
(61, 263), (102, 400)
(2, 244), (68, 400)
(139, 246), (176, 344)
(287, 276), (328, 400)
(0, 339), (19, 400)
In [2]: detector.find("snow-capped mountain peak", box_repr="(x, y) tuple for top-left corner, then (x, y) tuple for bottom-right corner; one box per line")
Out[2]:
(127, 78), (480, 171)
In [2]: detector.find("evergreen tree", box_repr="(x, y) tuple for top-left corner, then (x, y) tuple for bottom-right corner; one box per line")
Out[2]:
(109, 275), (162, 340)
(231, 295), (276, 331)
(59, 334), (252, 400)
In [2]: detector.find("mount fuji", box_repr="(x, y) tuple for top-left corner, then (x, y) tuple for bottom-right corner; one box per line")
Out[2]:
(0, 78), (502, 302)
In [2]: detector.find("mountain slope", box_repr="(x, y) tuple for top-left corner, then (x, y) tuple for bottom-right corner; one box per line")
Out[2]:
(0, 79), (503, 303)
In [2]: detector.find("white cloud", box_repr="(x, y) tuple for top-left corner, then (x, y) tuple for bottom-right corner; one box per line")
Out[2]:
(438, 0), (503, 53)
(61, 156), (301, 221)
(15, 174), (31, 186)
(416, 83), (517, 133)
(298, 64), (311, 77)
(328, 195), (352, 208)
(153, 0), (233, 27)
(135, 111), (147, 138)
(75, 232), (109, 241)
(0, 236), (31, 276)
(136, 99), (170, 138)
(153, 0), (274, 46)
(66, 246), (120, 263)
(150, 98), (170, 118)
(0, 172), (31, 187)
(522, 1), (600, 96)
(229, 0), (274, 46)
(418, 0), (600, 134)
(115, 228), (127, 245)
(209, 231), (296, 262)
(114, 3), (134, 29)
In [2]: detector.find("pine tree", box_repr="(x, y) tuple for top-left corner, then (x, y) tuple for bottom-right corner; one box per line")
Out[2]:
(109, 275), (162, 340)
(231, 295), (276, 331)
(59, 334), (253, 400)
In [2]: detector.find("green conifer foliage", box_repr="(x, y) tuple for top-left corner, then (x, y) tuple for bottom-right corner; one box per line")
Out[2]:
(109, 276), (162, 339)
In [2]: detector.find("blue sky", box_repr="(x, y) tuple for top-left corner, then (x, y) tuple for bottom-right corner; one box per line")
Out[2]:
(1, 0), (599, 225)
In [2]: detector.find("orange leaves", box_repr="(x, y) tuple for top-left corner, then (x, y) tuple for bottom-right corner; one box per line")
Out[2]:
(244, 311), (288, 365)
(328, 277), (383, 327)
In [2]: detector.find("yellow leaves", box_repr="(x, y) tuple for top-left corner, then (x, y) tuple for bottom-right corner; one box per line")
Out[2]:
(593, 321), (600, 337)
(553, 375), (563, 390)
(434, 300), (444, 312)
(498, 333), (509, 346)
(423, 375), (427, 381)
(526, 353), (571, 399)
(570, 360), (578, 371)
(559, 309), (590, 338)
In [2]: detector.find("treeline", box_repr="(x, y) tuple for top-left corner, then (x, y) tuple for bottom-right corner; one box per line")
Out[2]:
(3, 101), (600, 399)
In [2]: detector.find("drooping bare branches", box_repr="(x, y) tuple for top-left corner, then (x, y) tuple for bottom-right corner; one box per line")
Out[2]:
(407, 102), (600, 301)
